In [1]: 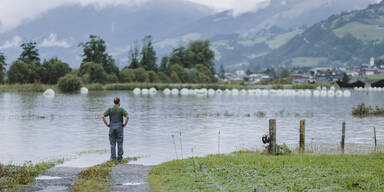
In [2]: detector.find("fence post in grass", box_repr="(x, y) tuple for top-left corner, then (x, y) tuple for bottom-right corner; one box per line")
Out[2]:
(300, 120), (305, 154)
(374, 127), (377, 153)
(341, 122), (346, 154)
(269, 119), (277, 155)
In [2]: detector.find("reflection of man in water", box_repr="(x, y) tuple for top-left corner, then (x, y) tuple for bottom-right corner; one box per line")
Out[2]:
(102, 97), (129, 161)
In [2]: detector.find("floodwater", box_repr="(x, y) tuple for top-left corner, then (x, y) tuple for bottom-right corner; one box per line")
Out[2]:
(0, 90), (383, 166)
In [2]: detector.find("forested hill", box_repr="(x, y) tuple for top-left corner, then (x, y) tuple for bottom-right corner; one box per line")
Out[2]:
(251, 1), (384, 68)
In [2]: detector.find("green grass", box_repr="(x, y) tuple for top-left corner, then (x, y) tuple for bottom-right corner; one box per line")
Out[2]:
(334, 22), (384, 42)
(0, 83), (56, 92)
(0, 159), (64, 189)
(364, 74), (384, 81)
(148, 151), (384, 192)
(71, 157), (137, 192)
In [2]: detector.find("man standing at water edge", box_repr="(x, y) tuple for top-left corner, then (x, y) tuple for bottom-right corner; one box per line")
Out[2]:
(102, 97), (129, 161)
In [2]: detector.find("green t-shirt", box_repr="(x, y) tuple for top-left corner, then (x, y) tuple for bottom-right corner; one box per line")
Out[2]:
(103, 105), (128, 123)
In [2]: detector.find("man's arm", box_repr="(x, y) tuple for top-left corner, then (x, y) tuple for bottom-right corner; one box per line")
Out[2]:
(122, 115), (129, 127)
(102, 116), (110, 127)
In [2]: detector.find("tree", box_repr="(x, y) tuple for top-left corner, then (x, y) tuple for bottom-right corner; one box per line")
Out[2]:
(79, 62), (107, 83)
(7, 60), (42, 83)
(128, 41), (141, 69)
(159, 56), (169, 74)
(186, 40), (215, 72)
(19, 41), (40, 64)
(342, 73), (350, 83)
(79, 35), (118, 75)
(0, 52), (6, 83)
(132, 67), (148, 82)
(147, 71), (160, 83)
(169, 47), (188, 67)
(41, 58), (72, 84)
(278, 68), (290, 79)
(139, 35), (157, 71)
(170, 71), (181, 83)
(219, 64), (225, 79)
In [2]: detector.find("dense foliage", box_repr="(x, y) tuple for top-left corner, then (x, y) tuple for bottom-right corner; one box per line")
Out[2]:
(58, 74), (82, 92)
(0, 52), (6, 83)
(3, 35), (217, 86)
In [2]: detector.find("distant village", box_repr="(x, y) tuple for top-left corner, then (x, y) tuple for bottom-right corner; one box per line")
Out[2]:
(219, 57), (384, 85)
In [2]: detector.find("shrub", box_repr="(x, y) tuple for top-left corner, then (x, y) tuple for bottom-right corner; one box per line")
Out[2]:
(132, 67), (148, 82)
(41, 59), (71, 84)
(7, 61), (43, 84)
(170, 72), (181, 83)
(158, 72), (170, 83)
(147, 71), (160, 83)
(352, 104), (384, 118)
(79, 62), (107, 83)
(106, 73), (118, 83)
(119, 68), (135, 83)
(58, 74), (81, 92)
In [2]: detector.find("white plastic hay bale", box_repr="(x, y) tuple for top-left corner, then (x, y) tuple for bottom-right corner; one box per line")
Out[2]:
(320, 90), (327, 97)
(188, 89), (196, 95)
(149, 88), (157, 95)
(171, 88), (179, 95)
(322, 87), (327, 91)
(327, 90), (335, 97)
(304, 90), (312, 96)
(343, 90), (351, 97)
(335, 90), (343, 97)
(180, 88), (189, 96)
(216, 89), (223, 95)
(297, 90), (305, 96)
(261, 89), (269, 96)
(269, 89), (277, 96)
(354, 87), (359, 91)
(208, 89), (215, 96)
(231, 89), (239, 95)
(224, 89), (231, 95)
(240, 89), (247, 95)
(313, 90), (320, 97)
(141, 88), (149, 95)
(196, 88), (208, 96)
(133, 88), (141, 95)
(163, 88), (171, 95)
(248, 89), (256, 95)
(276, 89), (284, 96)
(330, 86), (336, 91)
(43, 89), (55, 98)
(80, 87), (88, 94)
(255, 89), (262, 96)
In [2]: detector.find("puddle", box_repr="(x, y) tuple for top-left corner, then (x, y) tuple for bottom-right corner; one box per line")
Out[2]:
(35, 175), (62, 180)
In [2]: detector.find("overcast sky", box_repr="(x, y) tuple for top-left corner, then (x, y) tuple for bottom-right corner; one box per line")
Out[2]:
(0, 0), (270, 33)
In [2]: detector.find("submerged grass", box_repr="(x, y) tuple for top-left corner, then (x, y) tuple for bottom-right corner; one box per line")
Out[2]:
(0, 159), (64, 189)
(352, 103), (384, 118)
(148, 151), (384, 192)
(70, 157), (137, 192)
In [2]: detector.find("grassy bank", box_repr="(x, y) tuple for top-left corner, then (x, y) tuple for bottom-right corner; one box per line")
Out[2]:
(0, 159), (64, 189)
(0, 82), (338, 93)
(148, 151), (384, 192)
(71, 157), (137, 192)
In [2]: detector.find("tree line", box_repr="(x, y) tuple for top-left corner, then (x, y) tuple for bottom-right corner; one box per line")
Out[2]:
(0, 35), (217, 88)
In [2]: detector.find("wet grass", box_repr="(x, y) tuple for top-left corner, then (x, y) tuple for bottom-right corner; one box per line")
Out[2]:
(352, 104), (384, 118)
(70, 157), (137, 192)
(148, 151), (384, 192)
(0, 159), (64, 189)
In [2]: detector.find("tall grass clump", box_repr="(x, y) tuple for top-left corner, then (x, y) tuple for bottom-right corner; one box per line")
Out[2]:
(352, 104), (384, 118)
(58, 74), (82, 93)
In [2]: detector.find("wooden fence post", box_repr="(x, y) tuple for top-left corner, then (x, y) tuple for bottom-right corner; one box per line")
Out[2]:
(374, 127), (377, 153)
(300, 120), (305, 154)
(341, 122), (346, 154)
(269, 119), (277, 155)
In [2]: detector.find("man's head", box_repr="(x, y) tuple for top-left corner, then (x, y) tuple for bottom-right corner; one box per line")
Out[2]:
(114, 97), (120, 106)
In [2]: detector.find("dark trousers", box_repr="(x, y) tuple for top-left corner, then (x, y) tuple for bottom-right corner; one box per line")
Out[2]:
(109, 124), (124, 161)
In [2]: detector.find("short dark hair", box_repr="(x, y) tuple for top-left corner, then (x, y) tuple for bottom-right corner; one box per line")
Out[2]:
(114, 97), (120, 104)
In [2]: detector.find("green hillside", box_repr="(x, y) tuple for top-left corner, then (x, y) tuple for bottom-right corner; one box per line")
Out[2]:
(252, 1), (384, 68)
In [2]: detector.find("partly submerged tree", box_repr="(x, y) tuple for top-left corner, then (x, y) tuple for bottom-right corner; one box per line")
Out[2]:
(19, 41), (40, 64)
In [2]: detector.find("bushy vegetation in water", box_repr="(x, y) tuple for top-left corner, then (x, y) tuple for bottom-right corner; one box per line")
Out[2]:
(58, 74), (82, 93)
(0, 159), (63, 189)
(148, 151), (384, 192)
(352, 104), (384, 118)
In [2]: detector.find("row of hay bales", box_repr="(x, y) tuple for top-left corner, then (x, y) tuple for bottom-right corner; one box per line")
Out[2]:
(132, 88), (352, 97)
